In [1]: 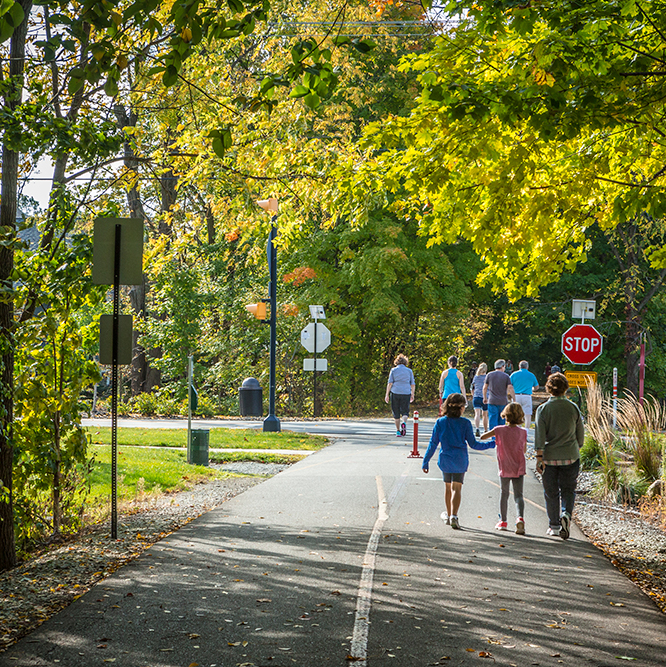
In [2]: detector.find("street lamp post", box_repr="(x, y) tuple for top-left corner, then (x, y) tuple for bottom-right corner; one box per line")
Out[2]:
(257, 198), (281, 432)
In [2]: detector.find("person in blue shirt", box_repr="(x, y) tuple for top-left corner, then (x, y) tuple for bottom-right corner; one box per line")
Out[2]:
(438, 355), (467, 402)
(422, 393), (495, 529)
(385, 354), (415, 437)
(510, 360), (540, 429)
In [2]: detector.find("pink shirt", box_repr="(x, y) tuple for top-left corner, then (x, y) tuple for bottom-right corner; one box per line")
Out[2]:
(494, 425), (527, 478)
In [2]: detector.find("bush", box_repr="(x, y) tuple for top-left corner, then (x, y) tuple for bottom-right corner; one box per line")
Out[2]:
(194, 393), (218, 418)
(132, 392), (157, 416)
(580, 434), (602, 470)
(155, 389), (180, 417)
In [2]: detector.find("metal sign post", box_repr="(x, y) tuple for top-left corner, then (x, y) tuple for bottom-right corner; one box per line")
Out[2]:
(110, 224), (120, 539)
(264, 213), (281, 432)
(613, 367), (618, 428)
(301, 306), (330, 417)
(187, 355), (193, 457)
(93, 218), (143, 539)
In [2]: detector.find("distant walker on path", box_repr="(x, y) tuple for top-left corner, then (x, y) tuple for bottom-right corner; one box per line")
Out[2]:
(510, 360), (540, 429)
(385, 354), (415, 438)
(483, 359), (515, 430)
(439, 356), (467, 402)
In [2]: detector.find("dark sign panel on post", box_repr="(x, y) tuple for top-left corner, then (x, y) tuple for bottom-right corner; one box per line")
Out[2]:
(93, 217), (144, 540)
(99, 315), (133, 365)
(92, 217), (144, 286)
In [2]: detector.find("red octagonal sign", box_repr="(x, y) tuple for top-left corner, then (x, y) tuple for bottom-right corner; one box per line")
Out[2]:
(561, 324), (603, 365)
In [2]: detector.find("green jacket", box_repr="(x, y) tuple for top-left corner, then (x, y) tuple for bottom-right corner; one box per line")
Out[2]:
(534, 396), (584, 463)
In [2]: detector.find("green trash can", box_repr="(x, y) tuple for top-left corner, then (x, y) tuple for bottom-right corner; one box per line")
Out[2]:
(188, 429), (209, 466)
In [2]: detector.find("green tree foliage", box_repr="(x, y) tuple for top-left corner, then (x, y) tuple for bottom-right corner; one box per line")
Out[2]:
(276, 212), (479, 413)
(335, 0), (666, 298)
(13, 230), (103, 551)
(0, 0), (375, 570)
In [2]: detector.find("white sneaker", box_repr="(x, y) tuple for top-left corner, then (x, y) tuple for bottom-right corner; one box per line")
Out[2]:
(440, 511), (450, 525)
(547, 527), (560, 536)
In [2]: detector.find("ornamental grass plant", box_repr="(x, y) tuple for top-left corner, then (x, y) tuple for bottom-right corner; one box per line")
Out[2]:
(584, 380), (623, 499)
(615, 392), (666, 483)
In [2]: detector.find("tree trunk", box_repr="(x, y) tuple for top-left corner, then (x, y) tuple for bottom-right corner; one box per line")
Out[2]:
(625, 312), (641, 396)
(0, 0), (33, 573)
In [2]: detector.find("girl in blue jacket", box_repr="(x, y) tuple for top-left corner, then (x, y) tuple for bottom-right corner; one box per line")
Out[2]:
(422, 393), (495, 529)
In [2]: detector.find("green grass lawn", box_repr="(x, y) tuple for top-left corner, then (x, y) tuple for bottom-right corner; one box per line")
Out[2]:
(89, 445), (227, 504)
(85, 427), (328, 450)
(86, 445), (305, 518)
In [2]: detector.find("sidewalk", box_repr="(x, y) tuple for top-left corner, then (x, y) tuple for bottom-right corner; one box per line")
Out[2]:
(3, 421), (665, 666)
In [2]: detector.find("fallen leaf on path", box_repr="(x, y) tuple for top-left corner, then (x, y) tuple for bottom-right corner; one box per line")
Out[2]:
(610, 601), (625, 606)
(615, 657), (637, 661)
(550, 654), (561, 658)
(466, 648), (476, 652)
(479, 651), (492, 658)
(331, 590), (341, 595)
(228, 641), (241, 646)
(188, 634), (200, 639)
(256, 598), (272, 603)
(189, 663), (200, 667)
(346, 656), (364, 662)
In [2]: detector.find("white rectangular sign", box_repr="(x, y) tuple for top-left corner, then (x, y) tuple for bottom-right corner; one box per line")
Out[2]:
(572, 299), (596, 320)
(304, 358), (327, 372)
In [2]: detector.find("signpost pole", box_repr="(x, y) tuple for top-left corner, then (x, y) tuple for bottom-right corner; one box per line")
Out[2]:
(613, 367), (618, 429)
(111, 224), (121, 540)
(313, 317), (318, 418)
(187, 354), (193, 459)
(264, 213), (280, 432)
(639, 334), (645, 406)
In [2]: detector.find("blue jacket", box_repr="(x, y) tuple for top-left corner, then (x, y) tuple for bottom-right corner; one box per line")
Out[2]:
(422, 416), (495, 474)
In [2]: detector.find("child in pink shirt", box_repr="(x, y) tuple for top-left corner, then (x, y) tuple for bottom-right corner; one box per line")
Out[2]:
(481, 403), (527, 534)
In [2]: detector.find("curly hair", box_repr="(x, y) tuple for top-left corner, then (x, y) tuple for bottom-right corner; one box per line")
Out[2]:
(394, 354), (409, 366)
(440, 393), (466, 418)
(501, 402), (525, 425)
(546, 372), (569, 396)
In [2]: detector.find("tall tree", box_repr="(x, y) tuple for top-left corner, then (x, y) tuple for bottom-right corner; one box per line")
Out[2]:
(336, 0), (666, 296)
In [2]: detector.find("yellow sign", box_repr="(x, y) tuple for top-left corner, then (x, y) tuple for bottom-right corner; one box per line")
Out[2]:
(565, 371), (597, 388)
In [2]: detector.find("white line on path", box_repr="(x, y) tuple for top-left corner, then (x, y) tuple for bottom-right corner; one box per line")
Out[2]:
(349, 472), (409, 665)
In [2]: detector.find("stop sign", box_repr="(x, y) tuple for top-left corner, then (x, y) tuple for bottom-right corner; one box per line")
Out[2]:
(561, 324), (603, 365)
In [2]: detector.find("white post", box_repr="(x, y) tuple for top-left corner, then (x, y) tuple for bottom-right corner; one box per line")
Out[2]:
(612, 367), (618, 429)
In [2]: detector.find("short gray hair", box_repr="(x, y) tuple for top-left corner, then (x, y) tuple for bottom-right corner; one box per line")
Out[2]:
(519, 360), (529, 369)
(494, 359), (505, 369)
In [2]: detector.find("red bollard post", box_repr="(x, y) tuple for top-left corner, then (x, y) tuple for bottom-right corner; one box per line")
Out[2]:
(408, 410), (422, 458)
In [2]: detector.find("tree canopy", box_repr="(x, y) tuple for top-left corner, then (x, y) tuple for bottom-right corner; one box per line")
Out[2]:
(335, 0), (666, 298)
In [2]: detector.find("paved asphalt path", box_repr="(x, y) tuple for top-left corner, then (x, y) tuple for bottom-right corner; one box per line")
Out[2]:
(3, 419), (665, 667)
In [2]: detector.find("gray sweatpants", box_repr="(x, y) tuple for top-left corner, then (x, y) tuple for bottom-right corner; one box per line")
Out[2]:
(499, 476), (525, 522)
